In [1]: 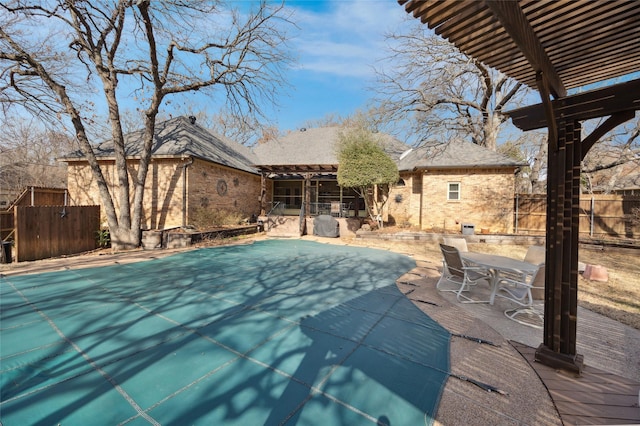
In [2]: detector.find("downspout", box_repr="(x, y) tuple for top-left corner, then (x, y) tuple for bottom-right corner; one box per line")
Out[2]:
(417, 170), (423, 230)
(181, 157), (194, 227)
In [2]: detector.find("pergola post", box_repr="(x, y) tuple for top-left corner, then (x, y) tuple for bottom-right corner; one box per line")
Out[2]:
(260, 172), (267, 216)
(535, 120), (584, 373)
(304, 173), (311, 218)
(398, 0), (640, 375)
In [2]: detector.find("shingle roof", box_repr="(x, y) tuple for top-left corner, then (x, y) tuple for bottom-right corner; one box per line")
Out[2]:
(252, 127), (410, 166)
(396, 139), (526, 171)
(62, 119), (524, 175)
(62, 116), (259, 174)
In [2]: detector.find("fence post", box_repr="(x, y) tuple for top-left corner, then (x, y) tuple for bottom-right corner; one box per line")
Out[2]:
(514, 193), (519, 233)
(590, 196), (594, 237)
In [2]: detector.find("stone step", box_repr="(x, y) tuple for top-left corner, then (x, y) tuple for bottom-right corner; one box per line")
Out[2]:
(261, 216), (301, 237)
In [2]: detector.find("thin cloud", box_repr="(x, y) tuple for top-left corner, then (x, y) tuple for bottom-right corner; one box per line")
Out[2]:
(287, 1), (406, 79)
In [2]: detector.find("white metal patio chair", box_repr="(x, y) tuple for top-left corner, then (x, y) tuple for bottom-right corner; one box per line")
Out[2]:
(442, 236), (468, 252)
(495, 245), (546, 328)
(330, 201), (341, 217)
(436, 244), (492, 303)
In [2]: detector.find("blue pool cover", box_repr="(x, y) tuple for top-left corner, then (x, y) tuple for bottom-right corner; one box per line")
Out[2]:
(1, 239), (451, 425)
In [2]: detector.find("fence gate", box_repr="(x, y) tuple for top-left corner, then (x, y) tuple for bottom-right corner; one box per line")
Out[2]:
(14, 205), (100, 262)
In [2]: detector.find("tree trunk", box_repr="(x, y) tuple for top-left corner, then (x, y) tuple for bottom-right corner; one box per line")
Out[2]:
(483, 112), (500, 151)
(530, 140), (548, 194)
(110, 227), (140, 251)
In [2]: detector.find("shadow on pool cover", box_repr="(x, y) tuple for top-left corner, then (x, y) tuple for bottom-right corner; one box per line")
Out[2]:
(0, 239), (450, 425)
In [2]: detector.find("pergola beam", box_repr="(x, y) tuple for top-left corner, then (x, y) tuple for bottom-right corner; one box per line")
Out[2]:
(581, 110), (637, 157)
(485, 0), (566, 98)
(506, 78), (640, 131)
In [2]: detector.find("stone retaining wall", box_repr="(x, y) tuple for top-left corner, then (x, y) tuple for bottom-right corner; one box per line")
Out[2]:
(355, 231), (546, 246)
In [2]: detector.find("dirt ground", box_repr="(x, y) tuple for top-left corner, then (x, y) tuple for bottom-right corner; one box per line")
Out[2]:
(346, 235), (640, 330)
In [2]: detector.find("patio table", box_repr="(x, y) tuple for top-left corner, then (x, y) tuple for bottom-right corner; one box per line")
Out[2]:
(461, 252), (539, 305)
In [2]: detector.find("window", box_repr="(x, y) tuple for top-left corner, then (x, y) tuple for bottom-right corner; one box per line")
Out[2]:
(447, 182), (460, 200)
(412, 175), (422, 194)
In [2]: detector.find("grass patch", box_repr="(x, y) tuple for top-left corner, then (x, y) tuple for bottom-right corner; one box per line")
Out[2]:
(348, 235), (640, 330)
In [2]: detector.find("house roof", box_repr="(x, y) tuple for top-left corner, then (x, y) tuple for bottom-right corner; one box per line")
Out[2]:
(62, 116), (259, 175)
(62, 119), (524, 176)
(252, 127), (410, 168)
(396, 139), (526, 172)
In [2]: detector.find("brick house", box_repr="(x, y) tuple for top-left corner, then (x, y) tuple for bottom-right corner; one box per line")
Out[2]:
(390, 140), (526, 233)
(62, 116), (262, 230)
(62, 118), (524, 234)
(253, 127), (409, 218)
(255, 128), (524, 233)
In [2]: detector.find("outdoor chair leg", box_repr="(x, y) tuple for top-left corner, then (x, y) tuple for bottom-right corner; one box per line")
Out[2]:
(504, 307), (543, 329)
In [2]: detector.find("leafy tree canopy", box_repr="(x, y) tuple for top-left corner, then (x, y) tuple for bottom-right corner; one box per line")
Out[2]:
(337, 127), (399, 188)
(337, 126), (398, 227)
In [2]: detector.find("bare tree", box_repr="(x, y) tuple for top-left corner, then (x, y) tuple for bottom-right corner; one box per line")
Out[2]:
(375, 20), (527, 149)
(0, 117), (74, 203)
(154, 104), (265, 146)
(300, 113), (346, 129)
(498, 131), (548, 194)
(581, 117), (640, 193)
(301, 108), (390, 134)
(0, 0), (292, 249)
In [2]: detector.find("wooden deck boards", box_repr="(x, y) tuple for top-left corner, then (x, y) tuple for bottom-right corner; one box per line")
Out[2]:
(512, 342), (640, 425)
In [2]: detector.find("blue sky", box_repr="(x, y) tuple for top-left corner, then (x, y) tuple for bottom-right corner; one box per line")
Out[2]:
(263, 0), (408, 131)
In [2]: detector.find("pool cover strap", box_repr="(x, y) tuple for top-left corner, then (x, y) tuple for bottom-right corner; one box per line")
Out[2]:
(454, 374), (509, 396)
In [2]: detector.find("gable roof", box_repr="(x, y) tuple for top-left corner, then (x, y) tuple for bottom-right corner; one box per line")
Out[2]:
(396, 139), (526, 172)
(253, 127), (410, 168)
(62, 116), (259, 174)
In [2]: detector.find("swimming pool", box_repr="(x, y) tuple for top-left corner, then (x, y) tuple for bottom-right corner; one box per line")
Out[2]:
(1, 239), (450, 425)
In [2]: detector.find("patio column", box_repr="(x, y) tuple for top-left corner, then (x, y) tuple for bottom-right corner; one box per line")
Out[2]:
(535, 120), (584, 373)
(304, 173), (311, 218)
(260, 172), (267, 216)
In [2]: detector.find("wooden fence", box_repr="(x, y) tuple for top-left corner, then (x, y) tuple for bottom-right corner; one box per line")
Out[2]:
(10, 186), (68, 208)
(13, 205), (100, 262)
(0, 210), (12, 241)
(2, 187), (68, 241)
(515, 194), (640, 238)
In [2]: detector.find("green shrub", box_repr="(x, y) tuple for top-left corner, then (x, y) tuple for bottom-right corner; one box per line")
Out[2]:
(96, 228), (111, 248)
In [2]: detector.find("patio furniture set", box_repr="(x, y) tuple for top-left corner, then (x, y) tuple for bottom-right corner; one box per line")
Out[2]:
(436, 237), (546, 328)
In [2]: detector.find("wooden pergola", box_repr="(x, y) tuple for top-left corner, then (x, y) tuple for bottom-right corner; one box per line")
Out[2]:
(257, 164), (339, 219)
(399, 0), (640, 373)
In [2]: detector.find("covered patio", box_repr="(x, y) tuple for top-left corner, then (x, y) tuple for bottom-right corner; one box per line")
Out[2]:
(257, 164), (364, 219)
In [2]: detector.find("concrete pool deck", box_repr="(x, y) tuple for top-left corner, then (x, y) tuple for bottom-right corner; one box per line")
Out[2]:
(1, 235), (638, 425)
